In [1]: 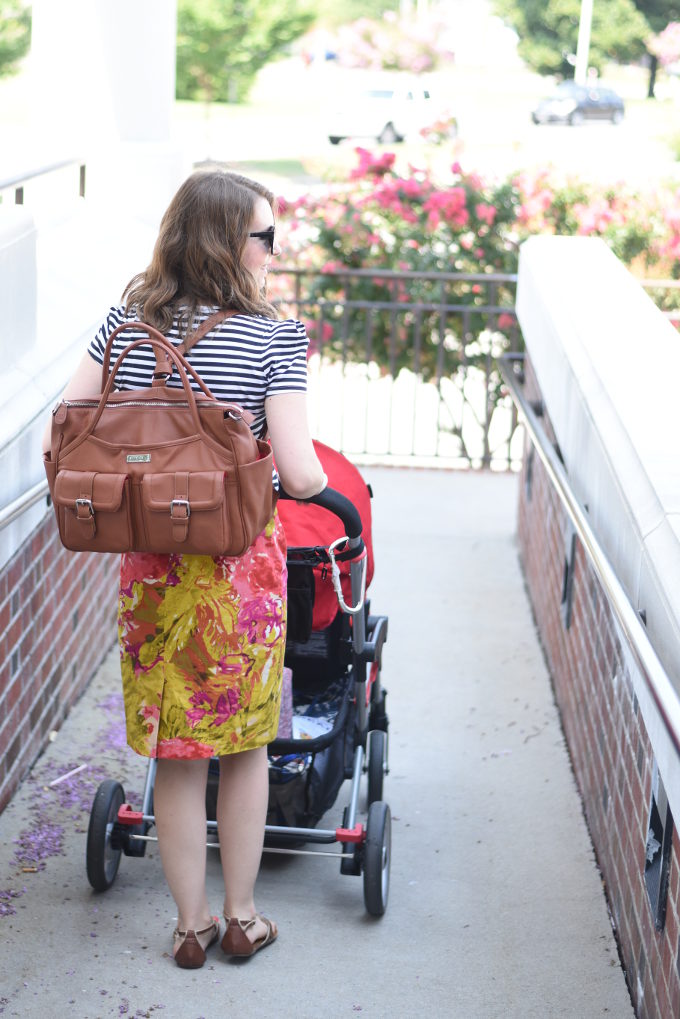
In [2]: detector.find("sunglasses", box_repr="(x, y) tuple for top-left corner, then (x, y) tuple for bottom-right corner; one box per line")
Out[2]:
(248, 226), (275, 254)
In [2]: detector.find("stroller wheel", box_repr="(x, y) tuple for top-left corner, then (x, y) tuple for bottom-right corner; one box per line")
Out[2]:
(367, 729), (387, 806)
(86, 779), (125, 892)
(363, 801), (391, 917)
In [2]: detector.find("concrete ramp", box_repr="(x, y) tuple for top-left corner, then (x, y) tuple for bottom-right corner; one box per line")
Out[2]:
(0, 470), (634, 1018)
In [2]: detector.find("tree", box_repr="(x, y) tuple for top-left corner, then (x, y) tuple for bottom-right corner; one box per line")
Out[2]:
(633, 0), (680, 31)
(493, 0), (650, 79)
(176, 0), (316, 104)
(0, 1), (31, 80)
(630, 1), (680, 95)
(314, 0), (394, 27)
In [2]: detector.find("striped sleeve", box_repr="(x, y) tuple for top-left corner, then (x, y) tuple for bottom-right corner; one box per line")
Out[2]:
(88, 305), (130, 368)
(263, 318), (309, 396)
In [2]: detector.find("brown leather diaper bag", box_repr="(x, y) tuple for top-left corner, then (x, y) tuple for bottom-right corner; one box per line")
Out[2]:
(43, 315), (276, 557)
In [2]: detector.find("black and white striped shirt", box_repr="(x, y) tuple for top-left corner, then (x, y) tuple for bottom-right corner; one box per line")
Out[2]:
(88, 305), (309, 439)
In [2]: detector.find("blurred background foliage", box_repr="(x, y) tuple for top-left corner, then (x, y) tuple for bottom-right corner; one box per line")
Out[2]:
(492, 0), (680, 95)
(176, 0), (316, 103)
(267, 147), (680, 381)
(0, 1), (31, 79)
(492, 0), (649, 79)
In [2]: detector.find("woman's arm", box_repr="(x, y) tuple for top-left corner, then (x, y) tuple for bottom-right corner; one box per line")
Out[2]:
(41, 351), (103, 454)
(264, 392), (327, 500)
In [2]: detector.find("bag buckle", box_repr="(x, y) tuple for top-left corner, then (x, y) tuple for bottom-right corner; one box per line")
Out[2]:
(75, 497), (94, 517)
(170, 498), (190, 519)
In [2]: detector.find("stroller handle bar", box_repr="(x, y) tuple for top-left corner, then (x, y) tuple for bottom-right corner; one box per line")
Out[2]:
(279, 485), (363, 545)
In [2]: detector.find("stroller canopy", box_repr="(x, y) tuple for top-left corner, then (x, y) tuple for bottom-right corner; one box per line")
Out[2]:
(277, 441), (375, 631)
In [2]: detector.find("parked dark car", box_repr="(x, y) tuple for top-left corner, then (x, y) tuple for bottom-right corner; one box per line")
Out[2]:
(531, 81), (625, 126)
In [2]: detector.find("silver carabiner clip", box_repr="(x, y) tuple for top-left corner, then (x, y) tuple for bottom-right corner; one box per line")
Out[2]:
(327, 536), (367, 616)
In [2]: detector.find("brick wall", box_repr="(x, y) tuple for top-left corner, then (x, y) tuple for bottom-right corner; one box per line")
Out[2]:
(0, 510), (118, 814)
(518, 361), (680, 1019)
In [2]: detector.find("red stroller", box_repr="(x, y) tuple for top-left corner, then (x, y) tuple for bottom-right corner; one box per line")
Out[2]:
(86, 442), (391, 916)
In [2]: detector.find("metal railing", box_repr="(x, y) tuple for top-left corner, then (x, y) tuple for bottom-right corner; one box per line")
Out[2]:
(0, 480), (50, 533)
(270, 267), (523, 469)
(1, 269), (523, 534)
(498, 353), (680, 758)
(642, 279), (680, 324)
(0, 157), (86, 205)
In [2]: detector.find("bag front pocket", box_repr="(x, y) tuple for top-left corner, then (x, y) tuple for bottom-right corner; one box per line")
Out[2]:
(53, 470), (131, 552)
(140, 471), (227, 553)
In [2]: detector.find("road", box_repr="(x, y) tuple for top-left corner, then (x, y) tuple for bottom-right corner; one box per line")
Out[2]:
(173, 48), (680, 193)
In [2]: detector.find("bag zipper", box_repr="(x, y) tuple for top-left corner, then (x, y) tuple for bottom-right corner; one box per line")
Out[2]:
(59, 399), (242, 415)
(61, 400), (187, 409)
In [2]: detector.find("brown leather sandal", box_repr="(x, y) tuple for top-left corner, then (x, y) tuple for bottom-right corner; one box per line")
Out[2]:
(221, 914), (278, 958)
(173, 917), (220, 969)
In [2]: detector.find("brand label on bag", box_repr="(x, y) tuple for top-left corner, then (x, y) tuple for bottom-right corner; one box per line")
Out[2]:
(126, 453), (151, 462)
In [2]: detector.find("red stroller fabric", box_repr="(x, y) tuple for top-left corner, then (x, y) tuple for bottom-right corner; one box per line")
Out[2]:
(277, 441), (375, 631)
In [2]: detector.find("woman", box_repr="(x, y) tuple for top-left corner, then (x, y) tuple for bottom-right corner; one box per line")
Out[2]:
(42, 170), (327, 967)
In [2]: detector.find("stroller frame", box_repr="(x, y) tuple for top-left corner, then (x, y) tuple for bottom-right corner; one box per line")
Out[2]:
(86, 486), (392, 916)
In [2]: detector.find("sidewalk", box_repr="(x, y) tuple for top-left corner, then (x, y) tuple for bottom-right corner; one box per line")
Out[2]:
(0, 469), (634, 1019)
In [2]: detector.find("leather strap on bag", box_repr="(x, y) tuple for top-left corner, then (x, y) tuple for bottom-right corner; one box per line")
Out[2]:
(170, 473), (190, 543)
(75, 473), (96, 538)
(153, 309), (239, 385)
(178, 309), (239, 356)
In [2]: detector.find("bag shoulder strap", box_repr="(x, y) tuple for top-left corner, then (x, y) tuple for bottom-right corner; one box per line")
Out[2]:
(178, 308), (239, 356)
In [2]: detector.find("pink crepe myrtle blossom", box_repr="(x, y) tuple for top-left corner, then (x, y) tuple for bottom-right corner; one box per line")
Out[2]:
(649, 22), (680, 66)
(423, 187), (469, 229)
(277, 152), (680, 315)
(572, 198), (618, 235)
(350, 147), (396, 180)
(305, 320), (335, 342)
(475, 203), (497, 226)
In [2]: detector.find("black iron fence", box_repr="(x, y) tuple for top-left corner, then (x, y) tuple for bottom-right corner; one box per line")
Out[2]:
(270, 267), (523, 471)
(641, 279), (680, 327)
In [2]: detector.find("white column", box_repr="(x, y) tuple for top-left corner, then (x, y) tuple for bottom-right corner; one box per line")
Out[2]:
(574, 0), (594, 85)
(30, 0), (177, 145)
(94, 0), (177, 143)
(29, 0), (186, 225)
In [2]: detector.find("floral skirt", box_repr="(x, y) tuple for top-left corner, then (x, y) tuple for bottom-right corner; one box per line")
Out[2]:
(118, 515), (287, 759)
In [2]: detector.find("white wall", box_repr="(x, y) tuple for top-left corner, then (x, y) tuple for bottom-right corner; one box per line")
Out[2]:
(517, 235), (680, 818)
(0, 0), (187, 569)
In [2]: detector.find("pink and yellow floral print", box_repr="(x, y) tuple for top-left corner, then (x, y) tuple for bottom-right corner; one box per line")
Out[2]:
(118, 515), (287, 759)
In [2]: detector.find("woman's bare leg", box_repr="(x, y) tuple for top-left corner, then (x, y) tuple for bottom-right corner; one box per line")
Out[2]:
(217, 746), (276, 944)
(154, 758), (213, 934)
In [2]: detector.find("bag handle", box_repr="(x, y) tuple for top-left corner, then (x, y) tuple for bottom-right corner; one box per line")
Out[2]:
(96, 316), (256, 428)
(90, 329), (210, 439)
(100, 309), (238, 392)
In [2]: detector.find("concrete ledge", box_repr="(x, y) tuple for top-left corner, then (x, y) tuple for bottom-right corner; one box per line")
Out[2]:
(0, 207), (36, 363)
(516, 236), (680, 692)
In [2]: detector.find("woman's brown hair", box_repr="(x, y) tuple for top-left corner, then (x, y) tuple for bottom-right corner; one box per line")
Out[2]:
(122, 169), (278, 333)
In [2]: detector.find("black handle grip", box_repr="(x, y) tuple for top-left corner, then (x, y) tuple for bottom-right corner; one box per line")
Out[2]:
(279, 485), (363, 540)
